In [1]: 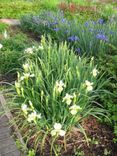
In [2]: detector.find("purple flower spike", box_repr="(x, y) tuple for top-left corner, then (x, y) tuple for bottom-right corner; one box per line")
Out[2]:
(98, 19), (104, 24)
(53, 28), (59, 31)
(96, 33), (108, 42)
(68, 36), (79, 42)
(84, 21), (89, 27)
(75, 48), (81, 54)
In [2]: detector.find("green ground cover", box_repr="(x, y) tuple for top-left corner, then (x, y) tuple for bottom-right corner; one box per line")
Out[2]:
(0, 0), (41, 18)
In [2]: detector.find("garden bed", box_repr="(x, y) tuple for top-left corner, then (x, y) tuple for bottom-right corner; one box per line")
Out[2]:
(0, 1), (117, 156)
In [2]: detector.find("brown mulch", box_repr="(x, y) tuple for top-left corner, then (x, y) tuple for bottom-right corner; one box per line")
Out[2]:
(33, 116), (117, 156)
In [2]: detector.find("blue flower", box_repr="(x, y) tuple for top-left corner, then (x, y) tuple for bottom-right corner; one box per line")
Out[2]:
(109, 31), (114, 35)
(84, 21), (89, 27)
(52, 21), (58, 25)
(61, 18), (66, 23)
(91, 21), (96, 25)
(68, 36), (79, 42)
(53, 28), (59, 31)
(89, 28), (94, 32)
(98, 19), (104, 24)
(96, 33), (108, 42)
(75, 48), (81, 54)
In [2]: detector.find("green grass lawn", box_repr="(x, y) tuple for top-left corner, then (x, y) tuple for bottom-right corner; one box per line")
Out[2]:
(0, 0), (41, 19)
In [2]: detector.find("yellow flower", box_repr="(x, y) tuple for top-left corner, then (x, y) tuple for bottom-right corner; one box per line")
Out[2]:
(15, 81), (21, 95)
(55, 80), (65, 93)
(85, 80), (93, 91)
(51, 123), (66, 137)
(69, 105), (82, 115)
(92, 68), (99, 77)
(38, 45), (44, 50)
(62, 93), (73, 105)
(23, 63), (30, 72)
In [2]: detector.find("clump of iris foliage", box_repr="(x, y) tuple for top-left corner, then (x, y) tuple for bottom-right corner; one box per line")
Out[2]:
(12, 36), (108, 154)
(21, 10), (117, 56)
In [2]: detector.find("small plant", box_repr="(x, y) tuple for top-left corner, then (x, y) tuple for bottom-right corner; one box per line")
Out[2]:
(28, 149), (35, 156)
(11, 37), (107, 155)
(0, 23), (8, 33)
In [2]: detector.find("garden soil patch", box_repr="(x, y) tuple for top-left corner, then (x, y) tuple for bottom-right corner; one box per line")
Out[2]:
(32, 116), (117, 156)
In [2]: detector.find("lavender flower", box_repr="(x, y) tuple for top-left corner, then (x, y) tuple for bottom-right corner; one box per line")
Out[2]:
(52, 21), (58, 25)
(96, 33), (108, 42)
(84, 21), (89, 27)
(53, 28), (59, 31)
(98, 19), (104, 24)
(75, 48), (81, 54)
(68, 36), (79, 42)
(109, 31), (114, 35)
(61, 18), (66, 23)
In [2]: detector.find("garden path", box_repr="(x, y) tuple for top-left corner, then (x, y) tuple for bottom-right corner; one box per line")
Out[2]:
(0, 19), (20, 26)
(0, 95), (21, 156)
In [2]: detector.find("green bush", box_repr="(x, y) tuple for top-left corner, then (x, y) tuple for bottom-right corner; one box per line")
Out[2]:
(97, 49), (117, 142)
(0, 33), (31, 74)
(12, 37), (107, 154)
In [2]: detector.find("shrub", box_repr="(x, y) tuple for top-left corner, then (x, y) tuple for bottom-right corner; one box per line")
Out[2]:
(97, 48), (117, 143)
(21, 10), (117, 56)
(0, 33), (31, 75)
(12, 37), (107, 154)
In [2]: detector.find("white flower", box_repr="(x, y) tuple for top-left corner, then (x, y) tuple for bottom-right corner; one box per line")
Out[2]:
(0, 44), (3, 49)
(27, 111), (41, 122)
(85, 80), (93, 91)
(55, 80), (65, 93)
(54, 123), (62, 130)
(20, 73), (35, 81)
(69, 105), (82, 115)
(21, 104), (28, 114)
(92, 68), (99, 77)
(62, 93), (73, 105)
(51, 123), (66, 137)
(23, 63), (30, 72)
(25, 47), (33, 54)
(91, 57), (94, 61)
(59, 130), (66, 136)
(36, 113), (41, 119)
(3, 30), (8, 39)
